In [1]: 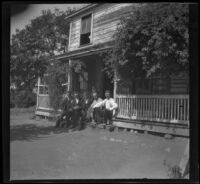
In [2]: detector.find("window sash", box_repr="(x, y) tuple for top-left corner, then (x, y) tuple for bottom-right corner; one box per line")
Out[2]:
(81, 15), (91, 34)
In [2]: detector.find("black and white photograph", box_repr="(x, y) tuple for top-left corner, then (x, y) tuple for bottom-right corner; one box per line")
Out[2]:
(3, 2), (199, 181)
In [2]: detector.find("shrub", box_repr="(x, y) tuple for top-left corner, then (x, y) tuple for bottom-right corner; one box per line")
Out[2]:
(45, 61), (68, 113)
(10, 89), (16, 108)
(14, 90), (36, 108)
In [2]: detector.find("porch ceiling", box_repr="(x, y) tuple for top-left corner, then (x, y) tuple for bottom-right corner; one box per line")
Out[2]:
(55, 41), (113, 61)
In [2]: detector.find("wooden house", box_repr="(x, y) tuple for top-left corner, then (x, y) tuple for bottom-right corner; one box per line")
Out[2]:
(35, 3), (189, 136)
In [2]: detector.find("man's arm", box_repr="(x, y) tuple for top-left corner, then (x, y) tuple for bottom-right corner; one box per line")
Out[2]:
(93, 99), (105, 108)
(110, 99), (118, 111)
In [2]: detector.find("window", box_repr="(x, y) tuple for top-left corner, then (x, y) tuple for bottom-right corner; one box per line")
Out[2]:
(80, 14), (92, 46)
(39, 85), (49, 95)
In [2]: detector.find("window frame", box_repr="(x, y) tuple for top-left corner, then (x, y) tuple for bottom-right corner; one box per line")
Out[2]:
(79, 12), (93, 47)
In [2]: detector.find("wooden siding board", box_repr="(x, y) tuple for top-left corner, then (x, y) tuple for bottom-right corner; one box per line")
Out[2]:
(94, 36), (114, 45)
(93, 6), (133, 25)
(94, 3), (133, 19)
(93, 29), (116, 40)
(68, 4), (135, 51)
(93, 36), (115, 44)
(93, 20), (120, 32)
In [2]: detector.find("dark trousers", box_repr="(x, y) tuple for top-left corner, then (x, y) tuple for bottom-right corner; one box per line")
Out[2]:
(93, 108), (113, 124)
(93, 107), (104, 124)
(71, 109), (82, 128)
(56, 110), (72, 127)
(102, 109), (113, 124)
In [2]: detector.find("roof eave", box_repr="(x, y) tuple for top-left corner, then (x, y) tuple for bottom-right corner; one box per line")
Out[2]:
(65, 4), (101, 20)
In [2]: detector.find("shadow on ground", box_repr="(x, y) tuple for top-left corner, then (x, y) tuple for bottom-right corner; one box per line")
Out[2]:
(10, 124), (70, 142)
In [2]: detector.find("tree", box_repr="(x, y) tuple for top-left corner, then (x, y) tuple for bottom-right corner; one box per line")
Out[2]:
(10, 8), (75, 91)
(103, 3), (189, 81)
(44, 60), (68, 112)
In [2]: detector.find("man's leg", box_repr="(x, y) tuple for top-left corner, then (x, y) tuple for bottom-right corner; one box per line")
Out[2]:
(79, 110), (86, 130)
(104, 109), (113, 125)
(64, 111), (72, 128)
(55, 112), (66, 127)
(94, 107), (104, 124)
(72, 110), (81, 130)
(71, 110), (77, 129)
(93, 108), (97, 122)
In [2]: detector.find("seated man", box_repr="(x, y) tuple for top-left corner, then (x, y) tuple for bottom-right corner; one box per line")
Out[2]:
(55, 91), (72, 128)
(70, 91), (83, 131)
(89, 91), (103, 123)
(80, 91), (93, 126)
(93, 90), (118, 125)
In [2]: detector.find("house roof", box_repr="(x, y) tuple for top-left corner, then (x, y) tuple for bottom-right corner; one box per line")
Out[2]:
(65, 3), (101, 20)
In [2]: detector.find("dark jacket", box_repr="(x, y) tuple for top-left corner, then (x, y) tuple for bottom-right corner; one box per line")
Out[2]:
(81, 96), (93, 110)
(71, 97), (82, 111)
(61, 96), (72, 112)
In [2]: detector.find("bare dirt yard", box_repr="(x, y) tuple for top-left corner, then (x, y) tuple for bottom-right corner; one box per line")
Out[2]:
(10, 108), (188, 180)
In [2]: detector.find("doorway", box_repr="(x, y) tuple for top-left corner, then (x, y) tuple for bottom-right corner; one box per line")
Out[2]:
(72, 55), (114, 98)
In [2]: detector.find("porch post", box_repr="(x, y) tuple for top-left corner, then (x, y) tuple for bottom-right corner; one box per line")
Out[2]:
(36, 77), (40, 109)
(68, 59), (72, 91)
(113, 68), (117, 100)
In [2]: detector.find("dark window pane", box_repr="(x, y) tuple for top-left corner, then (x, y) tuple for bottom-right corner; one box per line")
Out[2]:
(80, 32), (91, 45)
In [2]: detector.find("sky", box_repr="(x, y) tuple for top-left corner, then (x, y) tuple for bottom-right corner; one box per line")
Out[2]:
(10, 4), (89, 37)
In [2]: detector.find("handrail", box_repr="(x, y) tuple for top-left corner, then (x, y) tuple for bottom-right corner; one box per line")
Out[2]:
(115, 94), (189, 125)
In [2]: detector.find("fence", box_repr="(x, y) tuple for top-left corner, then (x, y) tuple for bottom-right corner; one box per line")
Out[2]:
(115, 94), (189, 125)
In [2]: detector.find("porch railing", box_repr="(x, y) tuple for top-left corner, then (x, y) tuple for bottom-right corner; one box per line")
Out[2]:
(115, 94), (189, 125)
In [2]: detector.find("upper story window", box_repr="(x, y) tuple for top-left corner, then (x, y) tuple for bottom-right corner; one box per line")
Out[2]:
(80, 14), (92, 46)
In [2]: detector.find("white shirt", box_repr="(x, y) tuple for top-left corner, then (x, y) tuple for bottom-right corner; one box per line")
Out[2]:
(93, 98), (118, 111)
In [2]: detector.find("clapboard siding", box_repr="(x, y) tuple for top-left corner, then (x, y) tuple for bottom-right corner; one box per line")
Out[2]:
(68, 3), (135, 51)
(93, 25), (118, 39)
(93, 3), (133, 19)
(69, 19), (81, 51)
(93, 6), (133, 25)
(170, 77), (189, 94)
(92, 4), (133, 46)
(93, 32), (115, 43)
(93, 20), (120, 32)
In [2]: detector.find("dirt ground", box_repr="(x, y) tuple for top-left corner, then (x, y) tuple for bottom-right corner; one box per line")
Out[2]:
(10, 108), (189, 180)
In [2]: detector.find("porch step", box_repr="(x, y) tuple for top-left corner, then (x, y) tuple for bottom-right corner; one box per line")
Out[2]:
(113, 118), (189, 137)
(35, 108), (60, 118)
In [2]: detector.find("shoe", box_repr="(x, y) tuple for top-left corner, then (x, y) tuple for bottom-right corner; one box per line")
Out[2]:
(109, 125), (115, 132)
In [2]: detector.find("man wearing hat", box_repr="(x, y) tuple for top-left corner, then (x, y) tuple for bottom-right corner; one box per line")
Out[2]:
(80, 91), (93, 126)
(93, 90), (118, 126)
(70, 91), (83, 130)
(55, 90), (72, 128)
(89, 91), (103, 123)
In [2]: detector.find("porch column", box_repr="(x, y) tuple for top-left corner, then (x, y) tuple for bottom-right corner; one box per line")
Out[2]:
(36, 77), (41, 109)
(68, 59), (72, 91)
(113, 68), (118, 100)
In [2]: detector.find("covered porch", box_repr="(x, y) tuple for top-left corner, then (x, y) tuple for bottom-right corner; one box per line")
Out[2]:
(35, 42), (189, 136)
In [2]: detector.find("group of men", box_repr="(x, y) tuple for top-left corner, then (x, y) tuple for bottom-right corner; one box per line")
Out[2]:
(55, 89), (118, 131)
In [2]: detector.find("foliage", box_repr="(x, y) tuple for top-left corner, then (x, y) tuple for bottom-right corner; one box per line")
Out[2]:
(10, 8), (75, 91)
(13, 90), (36, 108)
(10, 89), (16, 108)
(44, 60), (68, 112)
(103, 3), (189, 81)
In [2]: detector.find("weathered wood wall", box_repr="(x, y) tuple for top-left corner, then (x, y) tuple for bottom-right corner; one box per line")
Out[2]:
(68, 3), (136, 51)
